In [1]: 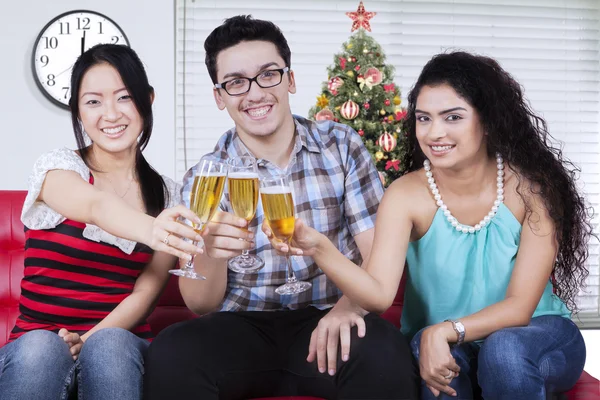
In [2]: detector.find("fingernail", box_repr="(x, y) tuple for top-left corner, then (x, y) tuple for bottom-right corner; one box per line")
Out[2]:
(297, 250), (303, 255)
(239, 219), (246, 227)
(197, 248), (203, 254)
(342, 354), (348, 361)
(195, 235), (202, 241)
(194, 217), (202, 224)
(329, 369), (335, 376)
(247, 232), (255, 239)
(319, 367), (325, 373)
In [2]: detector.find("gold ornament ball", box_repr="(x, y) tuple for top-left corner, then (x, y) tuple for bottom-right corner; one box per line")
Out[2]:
(380, 109), (386, 116)
(346, 70), (355, 78)
(363, 48), (369, 54)
(335, 106), (341, 111)
(347, 43), (353, 49)
(394, 96), (401, 105)
(375, 151), (384, 161)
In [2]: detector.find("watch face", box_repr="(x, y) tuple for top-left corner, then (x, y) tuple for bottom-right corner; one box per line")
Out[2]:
(32, 10), (129, 109)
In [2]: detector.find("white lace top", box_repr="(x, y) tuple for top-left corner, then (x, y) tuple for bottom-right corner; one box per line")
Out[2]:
(21, 147), (182, 255)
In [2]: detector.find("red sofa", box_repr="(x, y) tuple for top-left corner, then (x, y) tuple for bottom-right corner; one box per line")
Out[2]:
(1, 190), (598, 399)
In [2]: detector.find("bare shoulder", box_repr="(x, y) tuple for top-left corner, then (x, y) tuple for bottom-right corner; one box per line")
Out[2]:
(382, 170), (434, 214)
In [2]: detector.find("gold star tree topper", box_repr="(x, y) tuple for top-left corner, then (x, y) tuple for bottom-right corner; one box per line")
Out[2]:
(346, 1), (377, 32)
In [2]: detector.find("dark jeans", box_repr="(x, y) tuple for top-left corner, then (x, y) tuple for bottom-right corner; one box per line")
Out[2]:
(144, 307), (418, 400)
(410, 316), (586, 400)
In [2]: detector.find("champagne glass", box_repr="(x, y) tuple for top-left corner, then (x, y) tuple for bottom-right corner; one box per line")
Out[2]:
(227, 156), (265, 273)
(260, 174), (312, 295)
(169, 157), (228, 280)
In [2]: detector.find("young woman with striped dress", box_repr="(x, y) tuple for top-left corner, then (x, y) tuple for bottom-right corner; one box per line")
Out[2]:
(0, 44), (202, 400)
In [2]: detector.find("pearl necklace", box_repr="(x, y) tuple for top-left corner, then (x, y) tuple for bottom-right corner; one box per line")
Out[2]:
(423, 153), (505, 234)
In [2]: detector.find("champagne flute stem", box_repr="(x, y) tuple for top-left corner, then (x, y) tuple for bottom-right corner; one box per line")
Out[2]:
(184, 240), (198, 270)
(285, 251), (298, 284)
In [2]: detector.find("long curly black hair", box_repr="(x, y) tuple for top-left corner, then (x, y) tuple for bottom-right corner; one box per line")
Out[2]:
(401, 51), (594, 313)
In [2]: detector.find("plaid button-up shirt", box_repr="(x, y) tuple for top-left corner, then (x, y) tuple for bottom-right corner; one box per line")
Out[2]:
(181, 115), (384, 311)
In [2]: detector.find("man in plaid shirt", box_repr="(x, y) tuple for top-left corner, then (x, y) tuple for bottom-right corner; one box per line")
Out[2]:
(145, 15), (418, 400)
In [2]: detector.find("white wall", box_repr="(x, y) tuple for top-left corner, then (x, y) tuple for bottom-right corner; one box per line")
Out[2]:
(0, 0), (175, 189)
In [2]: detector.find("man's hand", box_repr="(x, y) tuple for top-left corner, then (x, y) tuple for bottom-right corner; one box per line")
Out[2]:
(307, 299), (367, 376)
(203, 210), (254, 259)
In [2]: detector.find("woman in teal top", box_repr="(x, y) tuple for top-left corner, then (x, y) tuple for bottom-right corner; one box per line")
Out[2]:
(263, 51), (591, 400)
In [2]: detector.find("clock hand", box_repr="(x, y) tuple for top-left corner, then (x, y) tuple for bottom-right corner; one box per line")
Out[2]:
(55, 63), (74, 78)
(81, 30), (86, 55)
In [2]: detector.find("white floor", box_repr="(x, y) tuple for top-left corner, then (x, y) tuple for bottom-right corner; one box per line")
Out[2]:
(582, 330), (600, 379)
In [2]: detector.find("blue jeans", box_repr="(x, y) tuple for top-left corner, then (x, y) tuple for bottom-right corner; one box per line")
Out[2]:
(0, 328), (149, 400)
(410, 316), (586, 400)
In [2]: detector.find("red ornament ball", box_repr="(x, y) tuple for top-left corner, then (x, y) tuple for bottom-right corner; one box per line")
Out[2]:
(378, 131), (397, 152)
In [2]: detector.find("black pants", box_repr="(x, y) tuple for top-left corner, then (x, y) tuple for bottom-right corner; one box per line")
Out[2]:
(144, 307), (418, 400)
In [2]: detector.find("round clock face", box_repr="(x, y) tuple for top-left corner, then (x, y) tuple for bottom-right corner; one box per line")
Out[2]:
(32, 10), (130, 109)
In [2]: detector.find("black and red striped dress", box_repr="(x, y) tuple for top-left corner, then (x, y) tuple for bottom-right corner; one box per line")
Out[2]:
(9, 219), (154, 341)
(10, 148), (182, 342)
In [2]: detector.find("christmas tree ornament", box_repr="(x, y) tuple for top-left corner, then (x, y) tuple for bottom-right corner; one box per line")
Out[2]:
(383, 83), (395, 93)
(315, 109), (334, 121)
(378, 171), (386, 185)
(355, 65), (361, 72)
(346, 70), (355, 78)
(378, 131), (397, 152)
(363, 48), (369, 54)
(346, 1), (377, 32)
(350, 56), (356, 63)
(346, 43), (353, 50)
(393, 96), (401, 105)
(353, 91), (359, 96)
(380, 109), (386, 116)
(375, 151), (384, 161)
(388, 115), (395, 122)
(357, 75), (375, 90)
(385, 99), (391, 106)
(316, 94), (329, 108)
(358, 129), (364, 136)
(339, 57), (347, 70)
(327, 77), (343, 95)
(363, 102), (370, 110)
(385, 159), (400, 171)
(341, 100), (360, 120)
(365, 67), (383, 85)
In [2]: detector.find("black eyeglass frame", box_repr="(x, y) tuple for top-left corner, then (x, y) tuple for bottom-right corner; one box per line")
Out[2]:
(214, 67), (290, 96)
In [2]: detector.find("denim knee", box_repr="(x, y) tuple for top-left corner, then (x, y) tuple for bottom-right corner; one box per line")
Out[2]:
(478, 329), (538, 394)
(10, 330), (72, 373)
(78, 328), (147, 374)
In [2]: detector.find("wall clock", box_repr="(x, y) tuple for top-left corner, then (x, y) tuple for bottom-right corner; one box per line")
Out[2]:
(32, 10), (130, 109)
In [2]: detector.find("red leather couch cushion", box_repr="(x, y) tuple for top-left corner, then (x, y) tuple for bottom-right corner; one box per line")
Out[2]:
(0, 190), (597, 400)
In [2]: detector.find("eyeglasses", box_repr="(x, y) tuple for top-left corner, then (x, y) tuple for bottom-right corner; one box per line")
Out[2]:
(215, 67), (290, 96)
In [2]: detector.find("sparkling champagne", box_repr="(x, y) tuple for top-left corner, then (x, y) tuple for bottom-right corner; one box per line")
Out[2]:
(261, 187), (295, 242)
(228, 172), (259, 222)
(190, 173), (226, 231)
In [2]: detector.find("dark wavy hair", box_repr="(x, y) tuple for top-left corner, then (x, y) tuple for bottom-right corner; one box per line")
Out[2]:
(69, 44), (167, 217)
(204, 15), (291, 84)
(401, 51), (594, 312)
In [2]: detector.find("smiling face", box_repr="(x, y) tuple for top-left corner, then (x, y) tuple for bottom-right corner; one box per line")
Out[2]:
(414, 83), (487, 169)
(78, 63), (144, 154)
(213, 40), (296, 140)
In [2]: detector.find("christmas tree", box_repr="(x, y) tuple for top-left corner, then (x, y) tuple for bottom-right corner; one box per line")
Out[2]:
(308, 2), (407, 186)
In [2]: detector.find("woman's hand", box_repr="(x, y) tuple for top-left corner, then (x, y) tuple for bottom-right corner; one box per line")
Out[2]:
(419, 324), (461, 397)
(147, 205), (206, 259)
(262, 218), (324, 257)
(58, 328), (84, 360)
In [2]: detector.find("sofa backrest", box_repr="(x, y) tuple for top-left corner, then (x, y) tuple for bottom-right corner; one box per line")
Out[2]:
(0, 190), (404, 347)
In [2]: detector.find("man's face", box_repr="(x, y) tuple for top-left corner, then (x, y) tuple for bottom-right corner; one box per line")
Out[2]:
(213, 40), (296, 139)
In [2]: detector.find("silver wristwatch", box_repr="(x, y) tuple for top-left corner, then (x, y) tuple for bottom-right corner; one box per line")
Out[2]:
(445, 319), (466, 345)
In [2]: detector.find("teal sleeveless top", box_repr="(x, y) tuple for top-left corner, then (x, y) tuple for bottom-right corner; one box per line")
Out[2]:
(401, 203), (571, 339)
